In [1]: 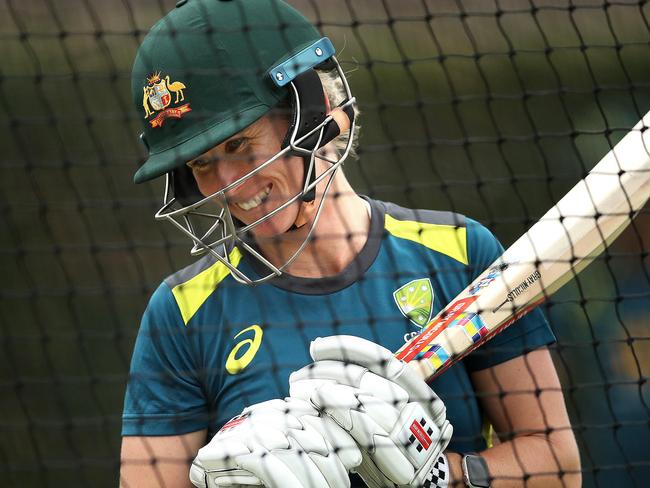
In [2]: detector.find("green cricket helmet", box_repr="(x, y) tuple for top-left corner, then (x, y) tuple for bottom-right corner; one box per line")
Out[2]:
(131, 0), (356, 285)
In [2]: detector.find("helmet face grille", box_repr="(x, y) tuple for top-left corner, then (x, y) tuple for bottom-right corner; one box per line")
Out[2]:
(155, 57), (357, 285)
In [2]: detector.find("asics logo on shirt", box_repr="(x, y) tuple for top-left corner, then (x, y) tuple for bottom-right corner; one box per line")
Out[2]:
(225, 325), (263, 375)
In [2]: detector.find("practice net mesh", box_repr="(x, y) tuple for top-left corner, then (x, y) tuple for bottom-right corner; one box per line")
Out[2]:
(1, 0), (649, 487)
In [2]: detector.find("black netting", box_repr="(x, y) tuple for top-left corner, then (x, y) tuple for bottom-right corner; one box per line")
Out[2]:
(1, 0), (649, 487)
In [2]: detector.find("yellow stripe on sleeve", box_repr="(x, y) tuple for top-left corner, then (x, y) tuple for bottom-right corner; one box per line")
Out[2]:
(385, 214), (468, 265)
(171, 247), (243, 325)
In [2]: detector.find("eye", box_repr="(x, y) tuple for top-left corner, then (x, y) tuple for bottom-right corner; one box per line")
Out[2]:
(186, 158), (211, 172)
(225, 137), (248, 153)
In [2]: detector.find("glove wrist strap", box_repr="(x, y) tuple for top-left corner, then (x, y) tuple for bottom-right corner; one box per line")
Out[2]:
(420, 452), (449, 488)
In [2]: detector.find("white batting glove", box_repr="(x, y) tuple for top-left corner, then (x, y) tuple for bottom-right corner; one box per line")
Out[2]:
(289, 336), (453, 488)
(189, 397), (362, 488)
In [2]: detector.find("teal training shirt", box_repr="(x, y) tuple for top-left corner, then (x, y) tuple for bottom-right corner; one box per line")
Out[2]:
(122, 198), (555, 452)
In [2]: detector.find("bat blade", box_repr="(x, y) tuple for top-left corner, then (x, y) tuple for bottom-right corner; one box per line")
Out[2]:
(396, 111), (650, 381)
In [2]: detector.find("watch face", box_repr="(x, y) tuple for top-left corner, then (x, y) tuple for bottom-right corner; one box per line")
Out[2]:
(464, 455), (490, 488)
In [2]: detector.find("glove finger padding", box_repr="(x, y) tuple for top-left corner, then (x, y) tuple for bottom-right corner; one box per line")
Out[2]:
(291, 361), (410, 410)
(190, 398), (360, 488)
(289, 335), (447, 427)
(306, 336), (447, 426)
(300, 412), (362, 470)
(288, 336), (454, 488)
(308, 382), (452, 486)
(235, 441), (339, 488)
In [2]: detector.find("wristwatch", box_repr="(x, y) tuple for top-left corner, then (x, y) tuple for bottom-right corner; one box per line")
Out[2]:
(461, 454), (490, 488)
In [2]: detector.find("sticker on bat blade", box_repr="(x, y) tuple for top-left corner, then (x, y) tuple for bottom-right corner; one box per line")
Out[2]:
(395, 296), (477, 362)
(416, 343), (450, 370)
(493, 269), (541, 312)
(468, 263), (508, 295)
(507, 270), (541, 302)
(448, 311), (488, 343)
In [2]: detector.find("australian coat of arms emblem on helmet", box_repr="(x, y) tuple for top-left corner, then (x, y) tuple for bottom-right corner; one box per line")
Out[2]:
(142, 72), (191, 128)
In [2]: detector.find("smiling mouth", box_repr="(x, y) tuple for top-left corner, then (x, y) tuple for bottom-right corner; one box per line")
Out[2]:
(235, 184), (272, 211)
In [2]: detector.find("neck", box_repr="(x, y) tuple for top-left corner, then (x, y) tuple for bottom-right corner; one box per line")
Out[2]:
(254, 172), (371, 279)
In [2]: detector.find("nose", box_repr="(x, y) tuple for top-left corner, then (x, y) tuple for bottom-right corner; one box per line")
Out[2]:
(195, 158), (250, 197)
(214, 159), (250, 190)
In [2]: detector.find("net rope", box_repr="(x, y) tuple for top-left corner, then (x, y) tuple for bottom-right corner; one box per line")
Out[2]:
(1, 0), (648, 487)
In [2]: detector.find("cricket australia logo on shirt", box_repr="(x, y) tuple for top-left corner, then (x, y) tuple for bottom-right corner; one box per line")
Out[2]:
(393, 278), (434, 328)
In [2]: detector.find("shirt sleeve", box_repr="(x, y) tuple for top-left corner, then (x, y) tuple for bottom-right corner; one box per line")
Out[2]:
(122, 282), (208, 436)
(461, 219), (556, 372)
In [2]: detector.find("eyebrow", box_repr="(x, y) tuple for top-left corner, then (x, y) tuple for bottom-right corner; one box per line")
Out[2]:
(190, 122), (265, 164)
(232, 127), (258, 141)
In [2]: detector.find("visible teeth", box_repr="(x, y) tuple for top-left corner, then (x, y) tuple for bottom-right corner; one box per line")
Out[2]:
(236, 186), (271, 211)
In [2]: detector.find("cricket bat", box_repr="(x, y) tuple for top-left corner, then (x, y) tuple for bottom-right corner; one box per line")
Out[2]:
(396, 111), (650, 381)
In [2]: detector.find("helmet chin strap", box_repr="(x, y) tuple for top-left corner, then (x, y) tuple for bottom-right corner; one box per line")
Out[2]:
(288, 101), (353, 232)
(283, 69), (330, 230)
(291, 198), (317, 230)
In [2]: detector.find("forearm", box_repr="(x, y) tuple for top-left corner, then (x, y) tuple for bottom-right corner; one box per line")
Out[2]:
(446, 431), (581, 488)
(120, 431), (206, 488)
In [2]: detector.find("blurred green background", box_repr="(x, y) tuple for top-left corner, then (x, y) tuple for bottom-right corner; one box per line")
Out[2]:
(1, 0), (648, 486)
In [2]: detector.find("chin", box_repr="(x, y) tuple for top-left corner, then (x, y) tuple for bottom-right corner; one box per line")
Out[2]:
(234, 199), (302, 239)
(243, 213), (296, 239)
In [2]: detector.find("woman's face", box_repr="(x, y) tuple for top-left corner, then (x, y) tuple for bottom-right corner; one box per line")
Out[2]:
(187, 115), (305, 238)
